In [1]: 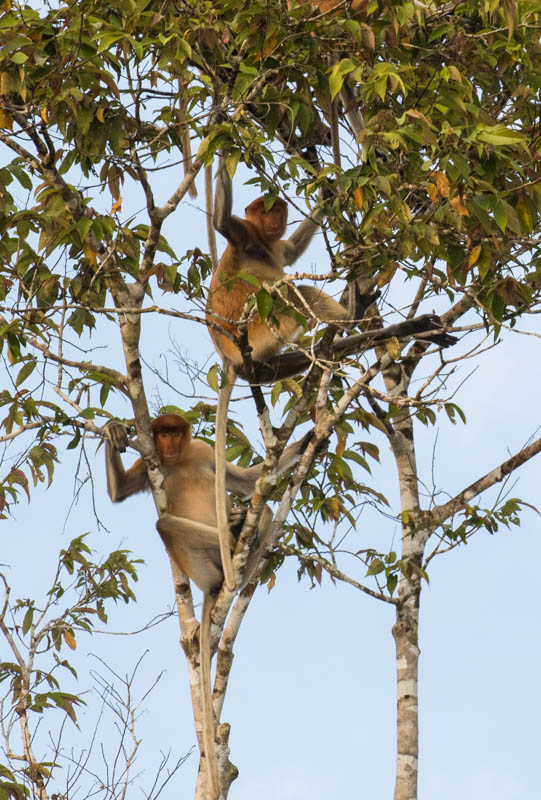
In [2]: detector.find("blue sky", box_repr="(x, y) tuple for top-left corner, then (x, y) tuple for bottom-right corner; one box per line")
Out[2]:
(2, 162), (540, 800)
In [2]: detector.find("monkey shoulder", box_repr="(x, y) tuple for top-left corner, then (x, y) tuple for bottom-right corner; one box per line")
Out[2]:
(180, 439), (216, 476)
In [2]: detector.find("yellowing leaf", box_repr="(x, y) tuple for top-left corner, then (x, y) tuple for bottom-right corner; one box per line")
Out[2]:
(377, 261), (398, 288)
(405, 108), (432, 126)
(451, 195), (469, 217)
(38, 229), (49, 252)
(360, 23), (375, 50)
(111, 196), (122, 215)
(504, 0), (516, 40)
(207, 364), (220, 392)
(353, 186), (363, 210)
(108, 164), (123, 201)
(431, 171), (450, 198)
(336, 435), (346, 458)
(3, 0), (12, 11)
(328, 497), (341, 521)
(283, 378), (302, 399)
(426, 183), (439, 203)
(96, 107), (105, 123)
(0, 109), (12, 130)
(516, 194), (533, 233)
(63, 630), (76, 650)
(0, 72), (10, 95)
(83, 244), (98, 267)
(261, 35), (278, 59)
(468, 244), (482, 267)
(447, 65), (462, 83)
(385, 336), (401, 360)
(41, 107), (49, 124)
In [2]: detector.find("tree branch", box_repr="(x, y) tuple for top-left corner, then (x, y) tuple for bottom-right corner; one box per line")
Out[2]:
(425, 436), (541, 529)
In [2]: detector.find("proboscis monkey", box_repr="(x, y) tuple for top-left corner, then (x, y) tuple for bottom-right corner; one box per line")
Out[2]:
(205, 157), (358, 593)
(105, 414), (310, 799)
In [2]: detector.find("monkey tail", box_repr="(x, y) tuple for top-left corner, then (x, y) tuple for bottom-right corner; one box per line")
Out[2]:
(201, 595), (220, 799)
(206, 163), (218, 271)
(179, 93), (197, 199)
(215, 362), (237, 592)
(329, 93), (341, 169)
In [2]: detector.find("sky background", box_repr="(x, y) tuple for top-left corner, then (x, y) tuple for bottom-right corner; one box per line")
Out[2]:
(1, 156), (540, 800)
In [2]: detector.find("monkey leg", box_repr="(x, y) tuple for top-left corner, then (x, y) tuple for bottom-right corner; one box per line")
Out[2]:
(156, 514), (228, 595)
(239, 505), (274, 589)
(293, 283), (357, 327)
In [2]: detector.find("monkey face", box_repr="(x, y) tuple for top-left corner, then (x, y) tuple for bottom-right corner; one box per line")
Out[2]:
(154, 429), (184, 464)
(261, 206), (287, 239)
(245, 197), (288, 242)
(151, 415), (191, 465)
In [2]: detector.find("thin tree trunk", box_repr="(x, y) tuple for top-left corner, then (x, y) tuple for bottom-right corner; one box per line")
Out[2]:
(393, 570), (422, 800)
(381, 359), (427, 800)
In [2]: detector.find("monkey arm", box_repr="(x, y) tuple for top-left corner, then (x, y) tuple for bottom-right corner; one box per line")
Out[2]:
(105, 422), (149, 502)
(213, 158), (247, 246)
(281, 206), (324, 265)
(223, 433), (311, 499)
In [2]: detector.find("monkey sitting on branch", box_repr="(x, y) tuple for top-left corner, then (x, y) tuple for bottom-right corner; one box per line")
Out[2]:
(105, 413), (310, 800)
(205, 155), (360, 594)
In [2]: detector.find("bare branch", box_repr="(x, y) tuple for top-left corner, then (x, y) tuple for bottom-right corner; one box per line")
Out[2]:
(425, 436), (541, 529)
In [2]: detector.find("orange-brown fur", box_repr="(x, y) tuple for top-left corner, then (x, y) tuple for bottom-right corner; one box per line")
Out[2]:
(206, 189), (350, 368)
(206, 197), (303, 366)
(206, 162), (355, 599)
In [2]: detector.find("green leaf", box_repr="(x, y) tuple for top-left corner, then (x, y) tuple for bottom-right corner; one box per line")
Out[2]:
(10, 52), (28, 64)
(444, 403), (466, 424)
(225, 150), (241, 178)
(207, 364), (220, 393)
(373, 175), (391, 196)
(366, 557), (385, 576)
(66, 428), (81, 450)
(387, 573), (398, 596)
(271, 381), (283, 407)
(176, 37), (192, 60)
(236, 271), (261, 288)
(15, 358), (36, 387)
(10, 164), (32, 190)
(22, 607), (33, 635)
(477, 244), (492, 281)
(329, 70), (344, 101)
(256, 289), (273, 320)
(492, 199), (507, 233)
(476, 125), (527, 147)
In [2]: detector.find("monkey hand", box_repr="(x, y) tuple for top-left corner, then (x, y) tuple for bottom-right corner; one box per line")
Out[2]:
(105, 420), (130, 452)
(228, 505), (247, 538)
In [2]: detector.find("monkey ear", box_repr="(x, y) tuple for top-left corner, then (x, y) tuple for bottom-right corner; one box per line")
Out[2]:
(183, 421), (192, 444)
